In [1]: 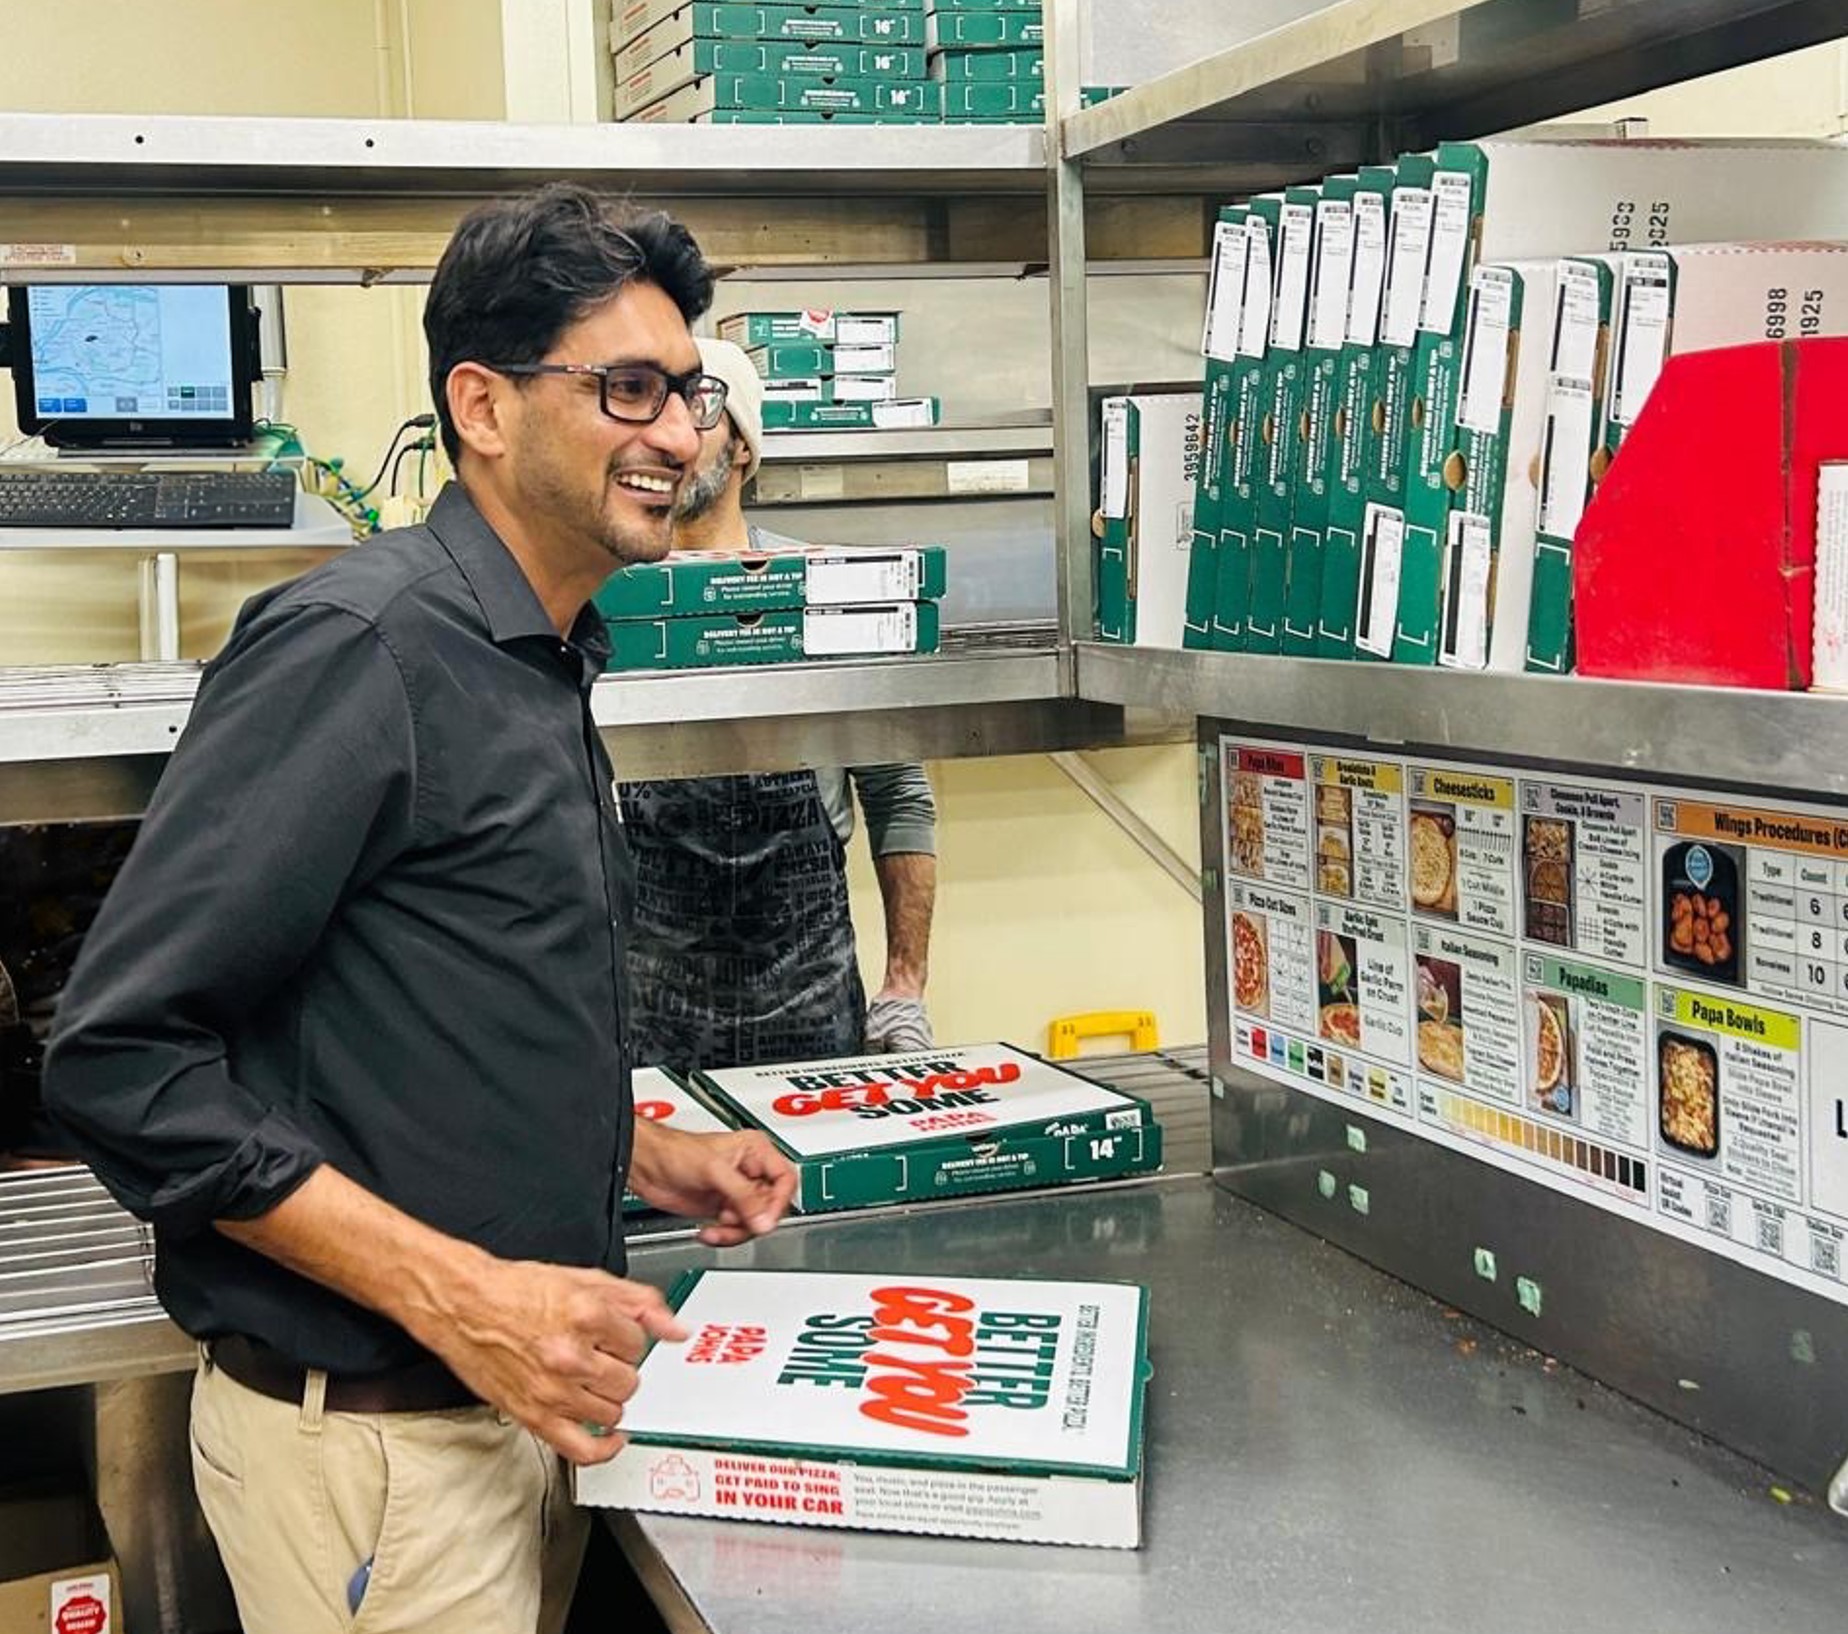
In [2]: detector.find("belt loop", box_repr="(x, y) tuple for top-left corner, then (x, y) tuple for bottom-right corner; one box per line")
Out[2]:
(198, 1340), (213, 1373)
(300, 1367), (328, 1434)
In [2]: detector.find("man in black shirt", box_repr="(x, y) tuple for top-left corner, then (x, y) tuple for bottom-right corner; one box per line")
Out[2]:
(44, 186), (796, 1634)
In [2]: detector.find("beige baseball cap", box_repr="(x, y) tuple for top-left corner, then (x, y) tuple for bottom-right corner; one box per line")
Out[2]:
(696, 336), (764, 479)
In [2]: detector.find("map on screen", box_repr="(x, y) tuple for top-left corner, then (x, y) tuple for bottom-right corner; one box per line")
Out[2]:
(26, 285), (236, 421)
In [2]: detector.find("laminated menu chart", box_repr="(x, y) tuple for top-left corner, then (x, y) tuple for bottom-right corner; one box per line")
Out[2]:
(695, 1044), (1162, 1211)
(1220, 734), (1848, 1303)
(576, 1269), (1151, 1547)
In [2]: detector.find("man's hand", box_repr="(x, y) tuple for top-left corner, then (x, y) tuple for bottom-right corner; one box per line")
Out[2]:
(629, 1119), (796, 1248)
(432, 1254), (689, 1466)
(865, 993), (933, 1053)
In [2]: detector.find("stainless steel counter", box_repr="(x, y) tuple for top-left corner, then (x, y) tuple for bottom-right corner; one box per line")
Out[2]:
(615, 1176), (1848, 1634)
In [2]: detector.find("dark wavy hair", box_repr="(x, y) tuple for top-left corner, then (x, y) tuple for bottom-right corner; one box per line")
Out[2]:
(423, 184), (714, 460)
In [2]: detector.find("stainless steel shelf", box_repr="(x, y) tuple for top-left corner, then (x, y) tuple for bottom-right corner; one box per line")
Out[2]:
(0, 113), (1045, 198)
(1076, 642), (1848, 797)
(1063, 0), (1848, 170)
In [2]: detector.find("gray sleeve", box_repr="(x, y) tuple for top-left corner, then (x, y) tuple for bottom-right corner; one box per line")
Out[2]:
(847, 764), (937, 857)
(813, 768), (855, 847)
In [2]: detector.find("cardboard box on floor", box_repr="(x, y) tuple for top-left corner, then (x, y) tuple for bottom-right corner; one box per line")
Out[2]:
(1574, 337), (1848, 689)
(0, 1489), (121, 1634)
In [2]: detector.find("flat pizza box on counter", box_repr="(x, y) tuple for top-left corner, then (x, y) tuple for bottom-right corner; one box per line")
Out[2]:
(693, 1043), (1162, 1212)
(575, 1268), (1150, 1547)
(623, 1067), (737, 1214)
(595, 544), (946, 618)
(604, 602), (941, 669)
(720, 309), (901, 346)
(614, 6), (927, 80)
(762, 395), (939, 430)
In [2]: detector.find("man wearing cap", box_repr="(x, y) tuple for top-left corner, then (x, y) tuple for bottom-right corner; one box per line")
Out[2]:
(616, 337), (937, 1073)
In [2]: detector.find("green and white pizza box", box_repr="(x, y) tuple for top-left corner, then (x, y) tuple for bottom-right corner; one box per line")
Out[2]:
(924, 10), (1042, 49)
(689, 109), (888, 122)
(748, 339), (898, 377)
(596, 544), (947, 618)
(1440, 259), (1558, 673)
(630, 72), (941, 120)
(1210, 197), (1280, 653)
(1526, 255), (1618, 676)
(1315, 163), (1393, 658)
(1183, 204), (1249, 650)
(1095, 392), (1202, 649)
(622, 1067), (736, 1214)
(763, 375), (901, 404)
(694, 1043), (1162, 1212)
(604, 602), (940, 669)
(762, 395), (940, 430)
(1243, 183), (1317, 655)
(611, 0), (925, 44)
(939, 79), (1041, 117)
(1281, 175), (1359, 656)
(615, 18), (925, 84)
(575, 1267), (1151, 1548)
(928, 46), (1041, 79)
(720, 308), (901, 346)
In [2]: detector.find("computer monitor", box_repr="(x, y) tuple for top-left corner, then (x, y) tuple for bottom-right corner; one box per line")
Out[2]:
(6, 283), (260, 449)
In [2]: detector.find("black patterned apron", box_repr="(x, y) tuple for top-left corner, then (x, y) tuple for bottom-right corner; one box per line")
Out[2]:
(617, 770), (865, 1074)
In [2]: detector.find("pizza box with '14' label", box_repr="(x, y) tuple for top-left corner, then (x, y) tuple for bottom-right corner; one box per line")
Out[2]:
(574, 1268), (1151, 1547)
(694, 1043), (1163, 1211)
(595, 544), (946, 618)
(611, 0), (924, 50)
(720, 309), (901, 346)
(604, 603), (940, 669)
(615, 8), (926, 79)
(624, 1067), (736, 1213)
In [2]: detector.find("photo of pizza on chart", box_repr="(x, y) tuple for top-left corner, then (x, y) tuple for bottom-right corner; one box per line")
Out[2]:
(1233, 910), (1270, 1017)
(1410, 801), (1460, 919)
(1415, 955), (1466, 1082)
(1317, 931), (1361, 1046)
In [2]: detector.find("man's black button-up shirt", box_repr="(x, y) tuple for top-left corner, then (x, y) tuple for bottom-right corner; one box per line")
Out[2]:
(45, 483), (636, 1373)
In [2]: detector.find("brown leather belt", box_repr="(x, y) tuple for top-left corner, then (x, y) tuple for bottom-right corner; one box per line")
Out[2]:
(212, 1333), (478, 1414)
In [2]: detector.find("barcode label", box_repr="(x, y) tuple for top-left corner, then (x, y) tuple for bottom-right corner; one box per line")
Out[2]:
(1811, 1234), (1841, 1279)
(1756, 1212), (1786, 1258)
(1705, 1192), (1731, 1233)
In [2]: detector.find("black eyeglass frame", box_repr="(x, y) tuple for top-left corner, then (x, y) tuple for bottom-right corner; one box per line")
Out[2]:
(479, 360), (730, 430)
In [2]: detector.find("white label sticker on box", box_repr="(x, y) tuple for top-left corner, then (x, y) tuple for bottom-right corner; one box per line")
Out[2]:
(1553, 260), (1604, 379)
(1203, 218), (1251, 362)
(50, 1575), (112, 1634)
(1458, 266), (1516, 434)
(803, 604), (917, 656)
(1238, 218), (1274, 359)
(1814, 463), (1848, 692)
(1356, 503), (1405, 657)
(1309, 199), (1357, 353)
(1610, 256), (1672, 427)
(1381, 188), (1435, 349)
(1269, 202), (1315, 353)
(0, 242), (77, 266)
(1421, 170), (1475, 334)
(947, 458), (1031, 496)
(1101, 400), (1130, 520)
(1347, 191), (1388, 348)
(1439, 509), (1493, 671)
(1538, 374), (1596, 539)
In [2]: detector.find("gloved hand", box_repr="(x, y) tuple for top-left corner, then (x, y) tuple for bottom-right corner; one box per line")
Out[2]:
(864, 995), (933, 1054)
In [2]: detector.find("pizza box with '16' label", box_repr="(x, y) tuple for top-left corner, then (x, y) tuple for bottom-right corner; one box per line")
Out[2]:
(693, 1043), (1162, 1211)
(623, 1067), (736, 1214)
(596, 544), (946, 618)
(720, 309), (901, 346)
(574, 1268), (1151, 1548)
(604, 602), (940, 670)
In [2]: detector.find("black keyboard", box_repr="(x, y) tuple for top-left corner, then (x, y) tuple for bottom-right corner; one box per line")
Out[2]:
(0, 469), (298, 529)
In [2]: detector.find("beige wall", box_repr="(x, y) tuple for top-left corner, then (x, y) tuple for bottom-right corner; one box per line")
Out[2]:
(1570, 40), (1847, 138)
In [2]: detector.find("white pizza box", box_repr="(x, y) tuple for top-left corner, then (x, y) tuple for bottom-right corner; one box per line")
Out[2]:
(575, 1268), (1151, 1547)
(624, 1066), (736, 1214)
(693, 1043), (1162, 1211)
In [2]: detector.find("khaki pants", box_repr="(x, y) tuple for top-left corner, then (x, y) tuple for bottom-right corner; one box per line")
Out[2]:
(189, 1352), (589, 1634)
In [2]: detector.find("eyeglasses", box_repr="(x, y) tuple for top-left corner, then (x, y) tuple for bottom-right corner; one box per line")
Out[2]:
(481, 361), (730, 430)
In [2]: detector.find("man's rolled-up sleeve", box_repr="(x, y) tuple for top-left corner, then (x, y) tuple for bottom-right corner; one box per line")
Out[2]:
(848, 763), (937, 856)
(43, 600), (419, 1237)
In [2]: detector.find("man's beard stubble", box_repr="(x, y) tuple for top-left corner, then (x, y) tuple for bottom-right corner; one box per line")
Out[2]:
(674, 431), (739, 525)
(516, 437), (682, 569)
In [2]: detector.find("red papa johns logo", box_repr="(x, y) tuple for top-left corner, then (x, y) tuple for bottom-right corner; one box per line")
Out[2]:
(771, 1063), (1019, 1119)
(635, 1099), (676, 1122)
(687, 1323), (767, 1365)
(54, 1590), (109, 1634)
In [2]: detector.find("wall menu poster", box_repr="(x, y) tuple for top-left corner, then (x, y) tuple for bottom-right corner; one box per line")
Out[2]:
(1217, 734), (1848, 1304)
